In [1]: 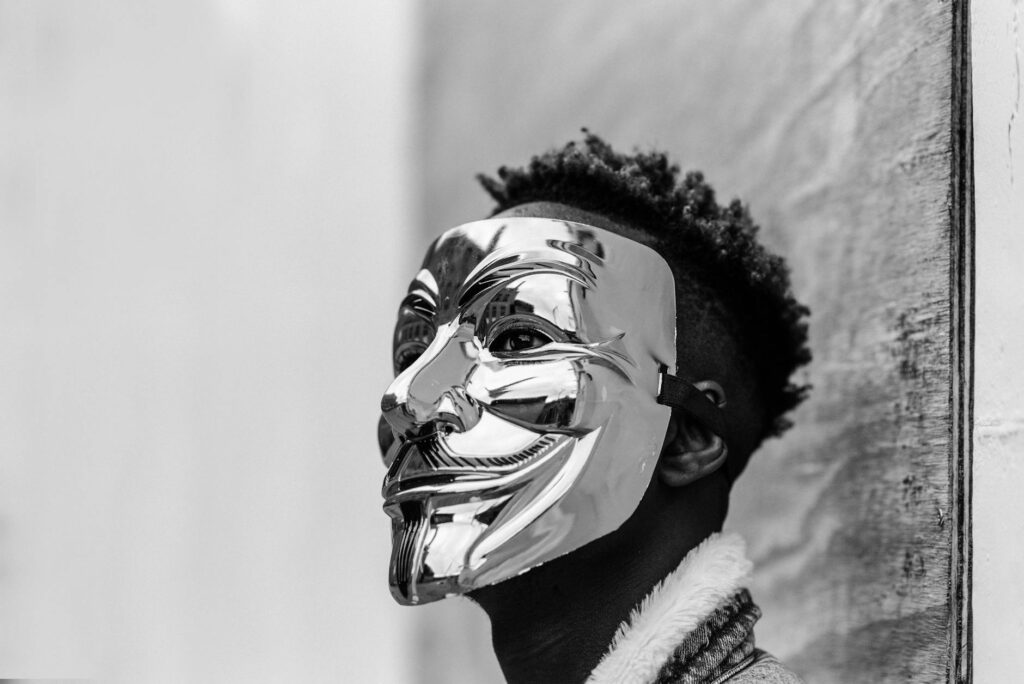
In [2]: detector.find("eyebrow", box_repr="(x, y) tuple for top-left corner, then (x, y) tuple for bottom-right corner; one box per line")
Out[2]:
(456, 255), (596, 310)
(400, 270), (439, 316)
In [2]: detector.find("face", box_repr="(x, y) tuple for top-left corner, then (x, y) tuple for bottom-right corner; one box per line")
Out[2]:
(379, 218), (677, 605)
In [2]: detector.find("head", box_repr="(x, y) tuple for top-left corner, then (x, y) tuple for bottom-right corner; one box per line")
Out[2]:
(377, 132), (811, 606)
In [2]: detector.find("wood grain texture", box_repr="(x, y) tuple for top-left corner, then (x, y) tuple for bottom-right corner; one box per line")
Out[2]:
(415, 2), (961, 681)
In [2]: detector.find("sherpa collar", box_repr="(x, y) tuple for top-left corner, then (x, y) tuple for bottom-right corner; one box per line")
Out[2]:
(586, 532), (753, 684)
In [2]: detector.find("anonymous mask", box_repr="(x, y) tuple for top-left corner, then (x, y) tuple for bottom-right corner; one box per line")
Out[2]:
(378, 217), (725, 605)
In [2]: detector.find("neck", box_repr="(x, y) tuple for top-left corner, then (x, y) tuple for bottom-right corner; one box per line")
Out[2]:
(469, 475), (727, 684)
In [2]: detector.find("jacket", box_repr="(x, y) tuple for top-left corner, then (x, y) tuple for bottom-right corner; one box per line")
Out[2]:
(586, 533), (804, 684)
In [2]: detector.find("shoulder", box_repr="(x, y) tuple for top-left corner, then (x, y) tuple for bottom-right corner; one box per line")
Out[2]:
(715, 649), (805, 684)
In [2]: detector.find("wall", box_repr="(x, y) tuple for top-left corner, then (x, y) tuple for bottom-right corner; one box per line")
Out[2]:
(415, 2), (964, 682)
(0, 1), (414, 680)
(972, 0), (1024, 679)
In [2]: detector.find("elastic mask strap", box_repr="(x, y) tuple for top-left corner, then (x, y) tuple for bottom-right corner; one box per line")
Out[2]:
(657, 373), (733, 453)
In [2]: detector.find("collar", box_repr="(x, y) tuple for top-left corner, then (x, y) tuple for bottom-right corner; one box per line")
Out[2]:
(586, 532), (753, 684)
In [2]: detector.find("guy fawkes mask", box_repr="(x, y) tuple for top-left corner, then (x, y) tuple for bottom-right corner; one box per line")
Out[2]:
(379, 217), (719, 605)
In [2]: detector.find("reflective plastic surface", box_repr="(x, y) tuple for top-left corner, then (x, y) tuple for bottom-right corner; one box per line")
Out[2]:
(379, 218), (678, 605)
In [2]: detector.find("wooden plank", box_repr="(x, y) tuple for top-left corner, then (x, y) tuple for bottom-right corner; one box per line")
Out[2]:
(969, 0), (1024, 679)
(416, 2), (963, 681)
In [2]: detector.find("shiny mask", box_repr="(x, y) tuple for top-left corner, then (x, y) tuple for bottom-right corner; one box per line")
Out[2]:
(378, 217), (726, 605)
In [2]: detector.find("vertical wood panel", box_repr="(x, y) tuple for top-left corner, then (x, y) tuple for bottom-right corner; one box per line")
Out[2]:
(971, 0), (1024, 679)
(416, 2), (964, 681)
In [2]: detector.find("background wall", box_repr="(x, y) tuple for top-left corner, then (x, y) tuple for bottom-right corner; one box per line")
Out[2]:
(972, 0), (1024, 679)
(416, 2), (962, 682)
(0, 1), (414, 680)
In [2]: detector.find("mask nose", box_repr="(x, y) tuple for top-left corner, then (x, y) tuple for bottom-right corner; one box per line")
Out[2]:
(380, 323), (483, 439)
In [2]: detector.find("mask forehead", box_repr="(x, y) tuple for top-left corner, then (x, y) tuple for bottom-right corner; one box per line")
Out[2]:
(409, 218), (677, 372)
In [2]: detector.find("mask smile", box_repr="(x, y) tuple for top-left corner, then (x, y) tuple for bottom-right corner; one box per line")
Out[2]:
(382, 427), (571, 502)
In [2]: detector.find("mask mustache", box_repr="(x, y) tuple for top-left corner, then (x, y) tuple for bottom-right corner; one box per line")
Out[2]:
(381, 430), (568, 502)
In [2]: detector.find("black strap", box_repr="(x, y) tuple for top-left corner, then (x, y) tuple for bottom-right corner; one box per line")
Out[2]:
(657, 373), (733, 452)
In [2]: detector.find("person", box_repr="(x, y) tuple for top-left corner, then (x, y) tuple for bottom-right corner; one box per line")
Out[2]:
(377, 133), (811, 683)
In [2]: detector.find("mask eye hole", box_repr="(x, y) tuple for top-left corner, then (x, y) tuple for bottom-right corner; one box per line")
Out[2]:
(485, 311), (569, 356)
(394, 342), (427, 374)
(489, 328), (553, 354)
(484, 314), (566, 356)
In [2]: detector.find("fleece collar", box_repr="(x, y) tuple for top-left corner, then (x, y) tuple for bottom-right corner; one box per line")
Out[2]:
(586, 532), (752, 684)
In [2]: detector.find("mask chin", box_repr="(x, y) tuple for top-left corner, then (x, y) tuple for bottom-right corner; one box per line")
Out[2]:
(385, 427), (588, 605)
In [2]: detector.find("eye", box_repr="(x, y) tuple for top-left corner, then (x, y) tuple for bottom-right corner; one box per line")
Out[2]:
(489, 328), (553, 354)
(393, 316), (435, 375)
(394, 343), (426, 374)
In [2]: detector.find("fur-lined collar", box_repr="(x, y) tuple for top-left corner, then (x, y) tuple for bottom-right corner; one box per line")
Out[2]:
(586, 532), (752, 684)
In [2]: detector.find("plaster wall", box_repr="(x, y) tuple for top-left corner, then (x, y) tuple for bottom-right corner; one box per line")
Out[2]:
(416, 2), (960, 682)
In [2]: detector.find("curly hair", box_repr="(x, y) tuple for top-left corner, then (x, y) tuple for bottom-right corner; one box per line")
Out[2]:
(477, 131), (811, 441)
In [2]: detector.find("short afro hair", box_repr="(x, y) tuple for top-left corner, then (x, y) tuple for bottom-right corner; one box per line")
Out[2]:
(477, 131), (811, 441)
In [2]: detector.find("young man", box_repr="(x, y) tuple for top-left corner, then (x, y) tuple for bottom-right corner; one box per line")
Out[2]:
(377, 134), (810, 683)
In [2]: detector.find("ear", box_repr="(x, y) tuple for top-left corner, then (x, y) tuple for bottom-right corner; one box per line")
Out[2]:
(658, 381), (728, 487)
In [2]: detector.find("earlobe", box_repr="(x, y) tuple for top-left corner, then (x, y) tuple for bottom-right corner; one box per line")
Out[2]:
(658, 382), (728, 487)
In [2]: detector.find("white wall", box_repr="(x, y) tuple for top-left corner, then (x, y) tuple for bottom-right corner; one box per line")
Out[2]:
(972, 0), (1024, 679)
(0, 1), (414, 680)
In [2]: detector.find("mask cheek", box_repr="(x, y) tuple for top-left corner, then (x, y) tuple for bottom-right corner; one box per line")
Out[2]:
(466, 360), (584, 432)
(564, 361), (641, 432)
